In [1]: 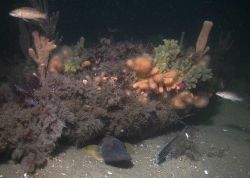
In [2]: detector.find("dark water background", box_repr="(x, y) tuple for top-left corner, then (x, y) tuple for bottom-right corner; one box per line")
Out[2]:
(0, 0), (250, 77)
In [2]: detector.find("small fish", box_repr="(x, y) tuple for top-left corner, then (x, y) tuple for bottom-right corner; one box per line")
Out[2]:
(216, 91), (243, 102)
(157, 134), (179, 164)
(83, 145), (103, 161)
(157, 127), (200, 164)
(83, 136), (134, 165)
(107, 27), (122, 33)
(9, 7), (47, 21)
(101, 136), (132, 164)
(224, 124), (250, 134)
(13, 84), (39, 107)
(14, 84), (29, 95)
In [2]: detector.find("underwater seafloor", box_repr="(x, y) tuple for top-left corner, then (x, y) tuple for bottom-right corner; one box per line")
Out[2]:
(0, 79), (249, 178)
(1, 2), (250, 177)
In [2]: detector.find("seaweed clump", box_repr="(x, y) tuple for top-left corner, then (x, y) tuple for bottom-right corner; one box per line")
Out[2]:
(63, 57), (83, 74)
(0, 66), (178, 172)
(154, 39), (181, 72)
(153, 39), (212, 90)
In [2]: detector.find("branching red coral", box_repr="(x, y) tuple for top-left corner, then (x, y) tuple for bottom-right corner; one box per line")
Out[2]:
(28, 31), (57, 80)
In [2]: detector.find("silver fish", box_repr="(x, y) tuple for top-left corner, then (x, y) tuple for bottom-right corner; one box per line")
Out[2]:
(216, 91), (243, 102)
(9, 7), (47, 21)
(107, 27), (122, 33)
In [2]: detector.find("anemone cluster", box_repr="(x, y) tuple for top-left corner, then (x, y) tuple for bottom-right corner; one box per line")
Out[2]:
(126, 21), (214, 110)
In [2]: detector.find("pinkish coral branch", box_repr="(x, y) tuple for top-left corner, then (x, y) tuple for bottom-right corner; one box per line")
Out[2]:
(28, 31), (56, 80)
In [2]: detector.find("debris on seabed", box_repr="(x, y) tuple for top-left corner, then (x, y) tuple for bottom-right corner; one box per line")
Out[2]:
(24, 173), (29, 178)
(204, 170), (209, 175)
(107, 171), (112, 175)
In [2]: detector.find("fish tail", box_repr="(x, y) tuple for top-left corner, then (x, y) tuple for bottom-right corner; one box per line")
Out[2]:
(44, 13), (48, 19)
(235, 97), (243, 102)
(40, 13), (48, 20)
(229, 96), (243, 102)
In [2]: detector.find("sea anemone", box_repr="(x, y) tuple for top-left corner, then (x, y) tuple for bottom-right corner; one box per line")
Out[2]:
(127, 55), (154, 77)
(179, 91), (194, 105)
(171, 95), (186, 109)
(171, 91), (209, 109)
(193, 96), (209, 108)
(48, 54), (64, 73)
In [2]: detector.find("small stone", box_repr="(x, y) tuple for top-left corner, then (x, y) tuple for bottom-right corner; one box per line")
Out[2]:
(81, 60), (91, 68)
(82, 79), (88, 85)
(23, 173), (28, 178)
(107, 171), (112, 175)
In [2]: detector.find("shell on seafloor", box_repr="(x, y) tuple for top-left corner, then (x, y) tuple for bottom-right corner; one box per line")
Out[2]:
(153, 73), (164, 83)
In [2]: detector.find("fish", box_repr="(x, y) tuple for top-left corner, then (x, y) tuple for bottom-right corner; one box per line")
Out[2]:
(224, 124), (250, 134)
(13, 84), (39, 107)
(9, 7), (47, 21)
(83, 136), (134, 165)
(157, 134), (179, 164)
(157, 127), (200, 164)
(83, 145), (103, 161)
(107, 27), (122, 33)
(216, 91), (243, 102)
(100, 136), (132, 165)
